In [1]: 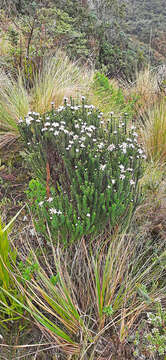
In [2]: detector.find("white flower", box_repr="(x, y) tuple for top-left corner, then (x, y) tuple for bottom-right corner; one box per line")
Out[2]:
(51, 101), (55, 105)
(129, 144), (135, 149)
(76, 149), (79, 153)
(49, 127), (54, 131)
(33, 112), (40, 116)
(112, 179), (115, 184)
(130, 179), (135, 185)
(87, 133), (92, 137)
(119, 164), (125, 172)
(110, 111), (114, 115)
(64, 97), (68, 102)
(47, 197), (53, 203)
(98, 142), (104, 149)
(107, 144), (115, 151)
(52, 122), (59, 127)
(45, 122), (50, 126)
(41, 128), (47, 132)
(64, 129), (69, 134)
(39, 201), (44, 207)
(80, 143), (85, 148)
(108, 185), (111, 189)
(18, 118), (23, 123)
(36, 119), (41, 123)
(131, 125), (136, 130)
(81, 96), (85, 100)
(26, 116), (33, 126)
(49, 208), (62, 215)
(133, 132), (138, 137)
(138, 148), (143, 154)
(54, 131), (59, 136)
(87, 213), (90, 217)
(100, 164), (106, 171)
(75, 124), (80, 129)
(59, 125), (65, 131)
(120, 174), (125, 180)
(73, 135), (79, 140)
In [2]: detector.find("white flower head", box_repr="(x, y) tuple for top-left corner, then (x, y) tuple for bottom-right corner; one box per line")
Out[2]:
(120, 174), (125, 180)
(39, 201), (44, 207)
(100, 164), (106, 171)
(26, 116), (33, 126)
(130, 179), (135, 185)
(87, 213), (90, 217)
(47, 197), (53, 203)
(108, 144), (115, 151)
(52, 122), (59, 127)
(119, 164), (125, 172)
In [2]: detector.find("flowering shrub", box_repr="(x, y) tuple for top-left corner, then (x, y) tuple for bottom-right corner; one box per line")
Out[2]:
(19, 99), (145, 244)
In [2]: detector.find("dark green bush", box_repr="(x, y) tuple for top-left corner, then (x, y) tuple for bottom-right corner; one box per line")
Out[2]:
(19, 99), (144, 244)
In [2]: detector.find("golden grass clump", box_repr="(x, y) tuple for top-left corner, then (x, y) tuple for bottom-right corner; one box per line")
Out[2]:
(0, 51), (94, 149)
(31, 50), (93, 114)
(126, 67), (159, 120)
(140, 98), (166, 164)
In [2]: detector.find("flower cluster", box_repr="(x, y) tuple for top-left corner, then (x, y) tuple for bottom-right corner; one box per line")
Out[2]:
(22, 98), (145, 244)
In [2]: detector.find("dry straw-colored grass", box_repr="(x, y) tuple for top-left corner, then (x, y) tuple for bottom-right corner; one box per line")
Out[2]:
(0, 50), (93, 149)
(126, 67), (160, 121)
(140, 98), (166, 164)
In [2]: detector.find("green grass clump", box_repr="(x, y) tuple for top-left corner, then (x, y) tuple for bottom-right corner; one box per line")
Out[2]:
(90, 72), (136, 118)
(0, 209), (25, 327)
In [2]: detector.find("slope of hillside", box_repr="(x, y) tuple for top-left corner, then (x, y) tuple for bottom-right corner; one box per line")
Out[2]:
(125, 0), (166, 63)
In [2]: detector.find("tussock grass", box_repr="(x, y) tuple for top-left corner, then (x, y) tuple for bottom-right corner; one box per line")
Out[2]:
(0, 71), (29, 148)
(127, 67), (159, 121)
(0, 51), (94, 149)
(140, 98), (166, 163)
(3, 224), (166, 359)
(31, 50), (93, 114)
